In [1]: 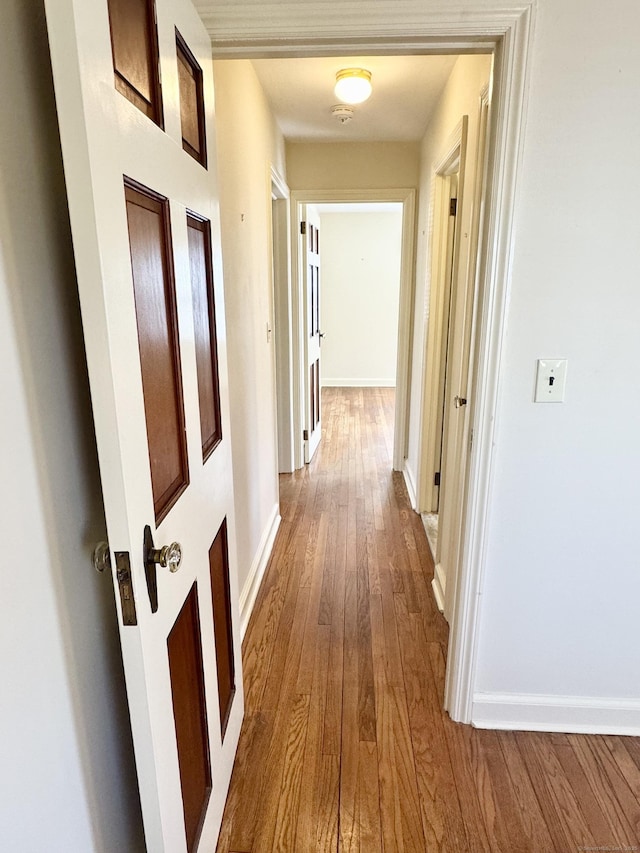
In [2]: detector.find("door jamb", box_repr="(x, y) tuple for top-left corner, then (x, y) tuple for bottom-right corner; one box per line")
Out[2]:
(290, 188), (416, 472)
(269, 166), (295, 472)
(213, 4), (536, 724)
(417, 119), (468, 519)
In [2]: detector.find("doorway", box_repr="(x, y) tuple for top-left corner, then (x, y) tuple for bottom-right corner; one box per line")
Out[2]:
(213, 5), (534, 724)
(290, 189), (416, 473)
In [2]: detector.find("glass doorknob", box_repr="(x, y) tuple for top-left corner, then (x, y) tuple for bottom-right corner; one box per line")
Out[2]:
(149, 541), (182, 573)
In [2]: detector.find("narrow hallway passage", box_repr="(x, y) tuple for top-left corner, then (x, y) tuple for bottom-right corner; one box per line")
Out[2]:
(216, 388), (640, 852)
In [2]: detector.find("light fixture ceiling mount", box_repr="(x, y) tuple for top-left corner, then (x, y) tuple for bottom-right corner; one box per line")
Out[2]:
(331, 104), (354, 124)
(334, 68), (372, 105)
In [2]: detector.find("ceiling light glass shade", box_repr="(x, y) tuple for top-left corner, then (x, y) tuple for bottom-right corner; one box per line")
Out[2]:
(334, 68), (372, 105)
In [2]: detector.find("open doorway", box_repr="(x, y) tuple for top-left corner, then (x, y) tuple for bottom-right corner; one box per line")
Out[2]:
(316, 202), (403, 390)
(290, 188), (417, 473)
(214, 4), (533, 723)
(298, 200), (404, 465)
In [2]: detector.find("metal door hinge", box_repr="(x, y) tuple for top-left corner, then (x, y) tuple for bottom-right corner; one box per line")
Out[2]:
(450, 198), (458, 216)
(300, 221), (307, 235)
(434, 472), (441, 487)
(303, 429), (309, 441)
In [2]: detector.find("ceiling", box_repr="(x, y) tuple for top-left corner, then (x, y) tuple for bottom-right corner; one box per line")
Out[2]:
(248, 55), (458, 143)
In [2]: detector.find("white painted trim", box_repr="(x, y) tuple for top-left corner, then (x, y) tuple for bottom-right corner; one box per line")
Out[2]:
(431, 571), (446, 614)
(402, 460), (417, 509)
(238, 504), (281, 639)
(444, 7), (537, 725)
(291, 188), (416, 474)
(196, 2), (533, 53)
(472, 692), (640, 736)
(270, 166), (295, 473)
(321, 378), (396, 388)
(198, 2), (536, 726)
(416, 119), (468, 518)
(270, 164), (289, 201)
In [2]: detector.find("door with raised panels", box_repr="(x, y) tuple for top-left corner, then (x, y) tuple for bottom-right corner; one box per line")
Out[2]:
(302, 203), (322, 463)
(44, 0), (242, 849)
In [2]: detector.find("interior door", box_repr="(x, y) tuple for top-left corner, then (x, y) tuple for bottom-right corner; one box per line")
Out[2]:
(302, 203), (322, 462)
(434, 172), (459, 513)
(44, 0), (243, 850)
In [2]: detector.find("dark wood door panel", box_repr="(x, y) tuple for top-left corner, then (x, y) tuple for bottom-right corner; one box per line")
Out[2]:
(107, 0), (163, 125)
(187, 214), (222, 460)
(167, 584), (212, 852)
(209, 520), (235, 739)
(176, 31), (207, 167)
(124, 180), (189, 522)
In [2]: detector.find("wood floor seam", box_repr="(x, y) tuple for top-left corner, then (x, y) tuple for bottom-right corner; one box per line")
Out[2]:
(217, 388), (640, 853)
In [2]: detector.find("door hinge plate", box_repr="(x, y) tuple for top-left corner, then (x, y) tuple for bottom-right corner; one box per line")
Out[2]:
(303, 429), (309, 441)
(450, 198), (458, 216)
(115, 551), (137, 626)
(300, 220), (307, 235)
(434, 471), (441, 487)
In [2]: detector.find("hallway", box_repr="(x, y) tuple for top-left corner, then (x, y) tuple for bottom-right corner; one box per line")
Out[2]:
(216, 388), (640, 852)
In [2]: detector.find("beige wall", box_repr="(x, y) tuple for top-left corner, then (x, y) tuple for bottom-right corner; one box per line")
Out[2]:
(286, 141), (420, 190)
(213, 59), (286, 603)
(405, 55), (492, 496)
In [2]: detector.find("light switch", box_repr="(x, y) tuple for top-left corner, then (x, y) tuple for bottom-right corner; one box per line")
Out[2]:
(534, 359), (567, 402)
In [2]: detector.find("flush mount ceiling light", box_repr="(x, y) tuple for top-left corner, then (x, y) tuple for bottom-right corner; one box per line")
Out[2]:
(334, 68), (372, 105)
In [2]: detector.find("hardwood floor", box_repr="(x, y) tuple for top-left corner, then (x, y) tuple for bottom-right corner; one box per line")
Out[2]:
(217, 387), (640, 852)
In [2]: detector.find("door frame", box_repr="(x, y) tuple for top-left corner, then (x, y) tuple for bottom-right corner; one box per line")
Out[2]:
(212, 3), (535, 723)
(290, 188), (416, 472)
(417, 119), (468, 520)
(269, 166), (295, 473)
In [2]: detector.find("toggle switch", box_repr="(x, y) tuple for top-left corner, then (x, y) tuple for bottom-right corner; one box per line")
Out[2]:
(534, 359), (567, 402)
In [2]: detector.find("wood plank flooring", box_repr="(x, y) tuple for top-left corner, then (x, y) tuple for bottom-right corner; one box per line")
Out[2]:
(217, 387), (640, 852)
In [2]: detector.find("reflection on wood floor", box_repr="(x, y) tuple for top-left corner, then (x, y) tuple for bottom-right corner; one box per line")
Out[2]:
(217, 387), (640, 852)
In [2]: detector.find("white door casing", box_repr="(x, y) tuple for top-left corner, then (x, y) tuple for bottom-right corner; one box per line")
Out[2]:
(440, 86), (492, 625)
(44, 0), (243, 849)
(291, 189), (416, 473)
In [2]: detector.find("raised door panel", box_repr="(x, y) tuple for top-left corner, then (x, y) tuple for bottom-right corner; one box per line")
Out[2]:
(106, 0), (163, 124)
(208, 521), (235, 739)
(125, 180), (189, 523)
(177, 30), (206, 166)
(187, 214), (222, 459)
(167, 584), (212, 852)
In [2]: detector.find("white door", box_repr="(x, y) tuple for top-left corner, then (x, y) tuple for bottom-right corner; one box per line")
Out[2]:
(44, 0), (243, 850)
(302, 204), (322, 462)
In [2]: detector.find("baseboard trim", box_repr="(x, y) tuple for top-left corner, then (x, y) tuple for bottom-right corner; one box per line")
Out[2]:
(321, 378), (396, 387)
(239, 504), (281, 640)
(472, 692), (640, 736)
(431, 563), (446, 614)
(402, 460), (417, 509)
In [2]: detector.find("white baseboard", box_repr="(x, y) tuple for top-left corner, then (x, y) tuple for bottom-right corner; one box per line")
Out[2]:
(402, 460), (417, 509)
(321, 378), (396, 387)
(472, 691), (640, 736)
(239, 504), (281, 640)
(431, 563), (446, 614)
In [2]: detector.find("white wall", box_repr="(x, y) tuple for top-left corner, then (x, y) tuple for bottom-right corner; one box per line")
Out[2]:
(213, 60), (286, 619)
(472, 0), (640, 723)
(0, 0), (144, 848)
(319, 209), (403, 386)
(405, 54), (492, 502)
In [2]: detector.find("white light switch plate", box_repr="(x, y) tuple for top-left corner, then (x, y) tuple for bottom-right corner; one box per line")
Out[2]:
(535, 359), (567, 402)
